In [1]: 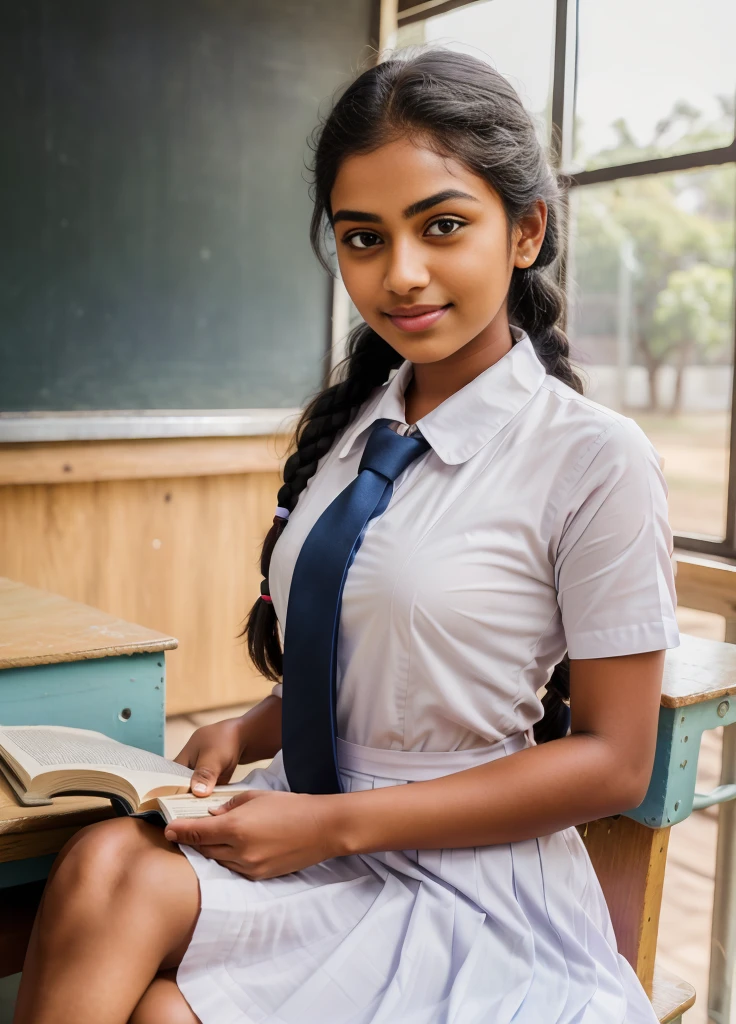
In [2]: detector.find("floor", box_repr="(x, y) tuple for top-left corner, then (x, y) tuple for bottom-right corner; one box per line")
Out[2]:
(658, 728), (721, 1023)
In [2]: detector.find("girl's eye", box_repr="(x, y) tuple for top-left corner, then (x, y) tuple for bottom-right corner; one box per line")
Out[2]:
(343, 217), (465, 250)
(345, 231), (381, 250)
(425, 218), (465, 237)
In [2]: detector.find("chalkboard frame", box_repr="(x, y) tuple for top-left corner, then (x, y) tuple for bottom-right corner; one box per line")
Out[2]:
(0, 409), (301, 443)
(0, 276), (354, 442)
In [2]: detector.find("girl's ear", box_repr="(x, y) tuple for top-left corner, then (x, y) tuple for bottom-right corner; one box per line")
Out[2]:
(515, 199), (547, 267)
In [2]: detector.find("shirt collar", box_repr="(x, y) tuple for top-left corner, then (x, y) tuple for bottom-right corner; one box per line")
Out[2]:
(337, 325), (547, 466)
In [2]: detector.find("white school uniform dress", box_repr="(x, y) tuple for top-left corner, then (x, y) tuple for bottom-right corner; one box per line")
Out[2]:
(176, 324), (680, 1024)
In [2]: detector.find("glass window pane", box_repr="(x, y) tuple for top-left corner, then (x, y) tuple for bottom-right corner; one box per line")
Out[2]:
(567, 164), (736, 540)
(396, 0), (556, 148)
(573, 0), (736, 173)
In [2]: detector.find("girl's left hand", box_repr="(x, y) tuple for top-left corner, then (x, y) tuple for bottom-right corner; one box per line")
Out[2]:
(163, 790), (340, 879)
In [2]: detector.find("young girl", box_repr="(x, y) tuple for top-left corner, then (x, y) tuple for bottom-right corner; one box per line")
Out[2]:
(15, 47), (680, 1024)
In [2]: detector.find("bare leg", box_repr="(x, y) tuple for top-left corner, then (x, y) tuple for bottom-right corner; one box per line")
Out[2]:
(13, 817), (201, 1024)
(129, 970), (200, 1024)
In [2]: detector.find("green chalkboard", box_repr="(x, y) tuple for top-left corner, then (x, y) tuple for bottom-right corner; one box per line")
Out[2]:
(0, 0), (376, 412)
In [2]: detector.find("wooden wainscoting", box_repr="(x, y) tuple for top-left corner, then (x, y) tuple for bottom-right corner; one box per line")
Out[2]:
(674, 552), (736, 640)
(0, 436), (290, 714)
(4, 446), (728, 719)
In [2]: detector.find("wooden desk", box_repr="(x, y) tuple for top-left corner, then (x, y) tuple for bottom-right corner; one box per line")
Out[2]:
(0, 577), (177, 886)
(0, 775), (112, 871)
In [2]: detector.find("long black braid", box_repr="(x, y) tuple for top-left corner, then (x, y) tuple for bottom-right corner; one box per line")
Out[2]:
(243, 322), (400, 681)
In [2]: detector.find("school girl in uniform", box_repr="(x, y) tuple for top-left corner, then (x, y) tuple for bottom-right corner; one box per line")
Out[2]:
(15, 46), (681, 1024)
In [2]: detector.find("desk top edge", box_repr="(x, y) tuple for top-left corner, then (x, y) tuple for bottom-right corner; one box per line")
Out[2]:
(0, 577), (178, 669)
(0, 637), (178, 671)
(662, 633), (736, 707)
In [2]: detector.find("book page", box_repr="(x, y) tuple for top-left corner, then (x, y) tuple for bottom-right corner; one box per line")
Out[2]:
(0, 726), (191, 778)
(157, 793), (231, 823)
(0, 726), (192, 808)
(157, 784), (258, 824)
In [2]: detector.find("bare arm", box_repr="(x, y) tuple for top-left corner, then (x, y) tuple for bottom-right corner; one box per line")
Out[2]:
(166, 651), (666, 880)
(327, 649), (665, 855)
(237, 694), (283, 762)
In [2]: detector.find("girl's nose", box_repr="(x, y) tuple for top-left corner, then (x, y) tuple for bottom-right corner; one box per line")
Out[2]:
(382, 238), (431, 296)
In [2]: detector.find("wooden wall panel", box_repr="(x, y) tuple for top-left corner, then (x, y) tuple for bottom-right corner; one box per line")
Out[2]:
(0, 436), (292, 486)
(0, 466), (283, 714)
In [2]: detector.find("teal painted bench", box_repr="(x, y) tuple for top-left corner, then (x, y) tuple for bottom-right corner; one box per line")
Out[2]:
(0, 577), (177, 982)
(579, 633), (736, 1023)
(628, 633), (736, 829)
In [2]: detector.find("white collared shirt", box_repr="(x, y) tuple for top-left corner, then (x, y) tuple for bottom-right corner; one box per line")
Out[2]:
(269, 325), (680, 751)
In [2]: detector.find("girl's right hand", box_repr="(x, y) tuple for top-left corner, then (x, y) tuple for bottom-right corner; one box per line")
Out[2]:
(174, 717), (249, 797)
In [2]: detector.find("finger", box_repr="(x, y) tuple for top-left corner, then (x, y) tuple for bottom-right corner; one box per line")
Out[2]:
(215, 763), (237, 787)
(209, 789), (264, 814)
(171, 741), (196, 768)
(190, 760), (227, 797)
(164, 816), (230, 845)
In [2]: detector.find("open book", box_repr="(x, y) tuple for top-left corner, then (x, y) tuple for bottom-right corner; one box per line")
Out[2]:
(0, 725), (249, 824)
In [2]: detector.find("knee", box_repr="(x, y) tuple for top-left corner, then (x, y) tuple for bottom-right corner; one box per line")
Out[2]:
(48, 818), (173, 908)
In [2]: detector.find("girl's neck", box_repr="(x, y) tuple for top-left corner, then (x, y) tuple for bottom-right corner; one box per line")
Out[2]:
(402, 318), (516, 425)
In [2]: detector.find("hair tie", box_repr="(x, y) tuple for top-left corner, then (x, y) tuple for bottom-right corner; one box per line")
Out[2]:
(275, 506), (290, 520)
(260, 578), (273, 603)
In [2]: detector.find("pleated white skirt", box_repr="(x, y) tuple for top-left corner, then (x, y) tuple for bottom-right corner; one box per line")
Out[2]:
(176, 733), (659, 1024)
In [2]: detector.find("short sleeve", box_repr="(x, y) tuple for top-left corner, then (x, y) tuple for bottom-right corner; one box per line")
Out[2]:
(553, 418), (680, 660)
(270, 682), (283, 699)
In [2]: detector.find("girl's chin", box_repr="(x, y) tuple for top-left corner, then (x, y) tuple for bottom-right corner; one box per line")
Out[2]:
(390, 339), (466, 365)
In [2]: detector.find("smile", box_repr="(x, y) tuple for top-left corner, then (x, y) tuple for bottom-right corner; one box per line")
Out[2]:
(385, 305), (452, 333)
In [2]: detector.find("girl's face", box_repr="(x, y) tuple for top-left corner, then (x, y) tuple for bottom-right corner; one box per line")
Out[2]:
(330, 137), (546, 366)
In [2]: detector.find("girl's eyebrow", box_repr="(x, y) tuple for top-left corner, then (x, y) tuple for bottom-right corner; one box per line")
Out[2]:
(331, 189), (481, 226)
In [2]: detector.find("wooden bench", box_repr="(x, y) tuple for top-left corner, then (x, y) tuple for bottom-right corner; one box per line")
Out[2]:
(579, 632), (736, 1022)
(0, 578), (176, 982)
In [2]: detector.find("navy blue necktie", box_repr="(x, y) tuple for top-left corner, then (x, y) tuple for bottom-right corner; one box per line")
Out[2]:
(281, 418), (431, 794)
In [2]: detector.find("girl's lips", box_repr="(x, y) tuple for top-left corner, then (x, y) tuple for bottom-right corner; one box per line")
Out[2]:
(386, 305), (451, 333)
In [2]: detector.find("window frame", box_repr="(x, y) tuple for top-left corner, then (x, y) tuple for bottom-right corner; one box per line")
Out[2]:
(550, 0), (736, 557)
(399, 0), (736, 556)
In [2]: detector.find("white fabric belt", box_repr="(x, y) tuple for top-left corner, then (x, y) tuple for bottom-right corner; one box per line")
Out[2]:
(335, 730), (532, 783)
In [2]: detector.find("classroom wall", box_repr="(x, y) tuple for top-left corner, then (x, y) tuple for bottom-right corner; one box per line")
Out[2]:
(0, 438), (288, 714)
(0, 1), (379, 713)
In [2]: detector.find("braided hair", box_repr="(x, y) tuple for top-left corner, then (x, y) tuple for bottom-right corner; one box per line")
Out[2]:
(243, 46), (585, 744)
